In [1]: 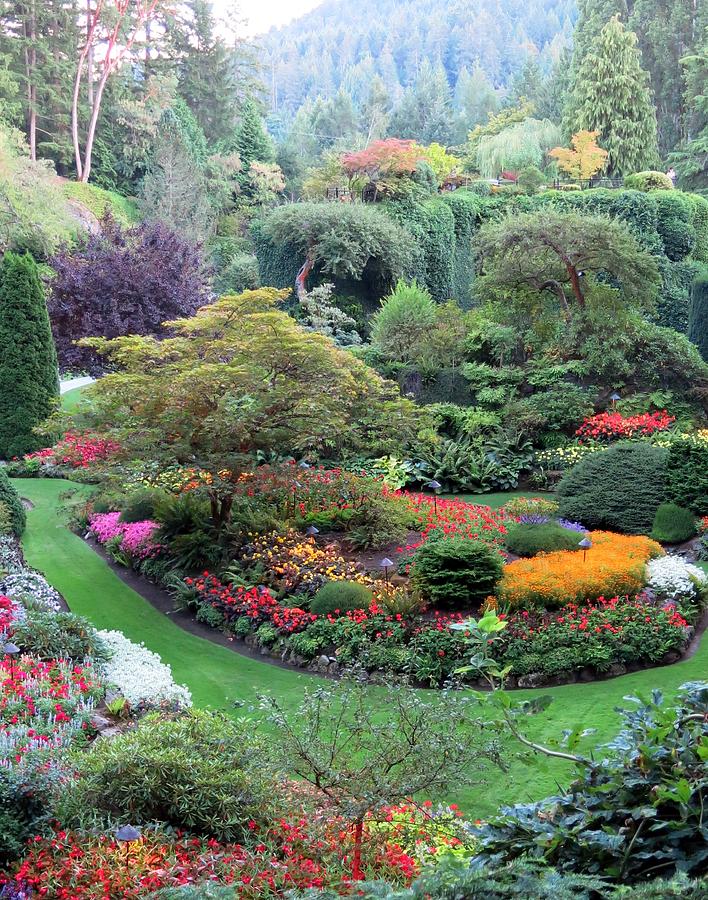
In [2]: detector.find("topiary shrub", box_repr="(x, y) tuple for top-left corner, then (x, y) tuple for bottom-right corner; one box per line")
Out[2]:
(57, 710), (274, 842)
(665, 440), (708, 515)
(557, 442), (668, 534)
(0, 470), (26, 536)
(687, 271), (708, 361)
(504, 523), (584, 557)
(654, 191), (696, 261)
(623, 171), (674, 191)
(650, 502), (696, 543)
(410, 536), (503, 609)
(310, 581), (374, 616)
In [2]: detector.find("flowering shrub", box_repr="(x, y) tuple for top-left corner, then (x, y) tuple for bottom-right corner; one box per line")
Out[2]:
(575, 411), (675, 443)
(495, 595), (693, 677)
(645, 556), (707, 602)
(698, 516), (708, 535)
(400, 495), (510, 559)
(89, 512), (162, 561)
(24, 432), (121, 469)
(501, 497), (559, 519)
(0, 572), (63, 611)
(0, 595), (22, 635)
(97, 630), (192, 710)
(534, 443), (602, 472)
(497, 531), (663, 608)
(0, 657), (102, 769)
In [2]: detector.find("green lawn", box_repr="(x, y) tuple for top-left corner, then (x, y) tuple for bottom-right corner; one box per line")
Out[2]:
(443, 490), (548, 509)
(60, 386), (89, 414)
(14, 478), (708, 819)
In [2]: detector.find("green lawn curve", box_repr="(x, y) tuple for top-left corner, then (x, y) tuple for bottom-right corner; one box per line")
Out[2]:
(13, 477), (708, 819)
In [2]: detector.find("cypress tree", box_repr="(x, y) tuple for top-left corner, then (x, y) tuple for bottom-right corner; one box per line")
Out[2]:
(229, 98), (275, 179)
(688, 271), (708, 362)
(0, 252), (58, 459)
(565, 16), (659, 175)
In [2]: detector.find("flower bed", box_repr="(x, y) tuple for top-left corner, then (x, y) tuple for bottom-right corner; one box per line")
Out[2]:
(88, 512), (162, 561)
(575, 411), (675, 442)
(497, 531), (663, 608)
(24, 432), (121, 470)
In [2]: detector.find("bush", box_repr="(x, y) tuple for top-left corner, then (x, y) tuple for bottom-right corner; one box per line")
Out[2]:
(146, 888), (237, 900)
(688, 271), (708, 361)
(213, 252), (260, 296)
(11, 608), (109, 662)
(665, 440), (708, 515)
(505, 523), (584, 557)
(0, 768), (57, 867)
(311, 581), (374, 616)
(623, 171), (674, 191)
(557, 442), (668, 534)
(119, 490), (167, 524)
(650, 502), (696, 543)
(346, 493), (412, 549)
(58, 710), (274, 842)
(410, 536), (503, 609)
(370, 280), (436, 363)
(0, 470), (26, 536)
(654, 191), (696, 261)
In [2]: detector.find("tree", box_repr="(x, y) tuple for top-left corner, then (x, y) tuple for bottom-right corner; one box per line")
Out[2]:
(0, 251), (58, 458)
(564, 17), (659, 176)
(549, 130), (609, 181)
(669, 26), (708, 192)
(225, 97), (274, 187)
(261, 678), (501, 880)
(688, 271), (708, 361)
(465, 101), (535, 171)
(475, 117), (561, 178)
(370, 280), (436, 362)
(72, 289), (419, 524)
(341, 138), (423, 197)
(389, 59), (453, 145)
(48, 216), (209, 373)
(453, 63), (499, 139)
(474, 210), (660, 325)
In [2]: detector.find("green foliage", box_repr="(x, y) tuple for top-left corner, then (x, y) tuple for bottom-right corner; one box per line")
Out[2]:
(557, 442), (669, 534)
(58, 710), (274, 842)
(516, 166), (545, 194)
(505, 523), (584, 557)
(650, 502), (696, 543)
(654, 191), (696, 261)
(0, 768), (57, 867)
(475, 118), (561, 179)
(0, 469), (26, 536)
(118, 490), (166, 524)
(12, 608), (109, 662)
(60, 181), (139, 225)
(687, 271), (708, 361)
(346, 494), (413, 550)
(213, 253), (260, 296)
(370, 280), (436, 362)
(665, 441), (708, 515)
(310, 581), (374, 615)
(623, 171), (674, 191)
(146, 888), (237, 900)
(411, 536), (504, 608)
(0, 251), (58, 459)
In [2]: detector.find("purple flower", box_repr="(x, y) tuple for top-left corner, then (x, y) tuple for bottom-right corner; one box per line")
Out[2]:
(519, 515), (550, 525)
(558, 518), (587, 533)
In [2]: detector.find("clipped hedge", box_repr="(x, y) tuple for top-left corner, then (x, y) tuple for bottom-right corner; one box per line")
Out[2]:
(504, 523), (584, 557)
(650, 502), (696, 543)
(0, 469), (26, 536)
(665, 441), (708, 515)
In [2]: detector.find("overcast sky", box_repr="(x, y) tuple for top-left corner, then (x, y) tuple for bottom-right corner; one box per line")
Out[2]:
(212, 0), (323, 37)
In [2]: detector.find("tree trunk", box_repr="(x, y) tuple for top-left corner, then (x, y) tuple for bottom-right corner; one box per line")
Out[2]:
(566, 263), (585, 308)
(86, 0), (94, 108)
(295, 251), (314, 302)
(79, 61), (111, 182)
(22, 3), (37, 161)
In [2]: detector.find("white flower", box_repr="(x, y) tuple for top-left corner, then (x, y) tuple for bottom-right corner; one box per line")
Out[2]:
(97, 630), (192, 709)
(0, 572), (63, 611)
(646, 556), (707, 601)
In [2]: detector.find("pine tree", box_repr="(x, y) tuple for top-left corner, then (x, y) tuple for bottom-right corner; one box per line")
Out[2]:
(0, 252), (58, 459)
(389, 59), (452, 144)
(565, 17), (659, 175)
(228, 98), (274, 169)
(688, 272), (708, 362)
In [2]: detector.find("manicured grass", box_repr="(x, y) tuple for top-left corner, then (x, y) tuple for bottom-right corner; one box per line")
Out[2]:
(443, 490), (547, 509)
(14, 478), (708, 819)
(60, 386), (90, 414)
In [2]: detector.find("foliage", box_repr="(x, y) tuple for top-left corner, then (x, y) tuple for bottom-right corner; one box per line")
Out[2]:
(11, 608), (109, 663)
(370, 280), (436, 362)
(299, 282), (362, 346)
(49, 216), (210, 373)
(504, 523), (585, 557)
(410, 536), (504, 609)
(650, 502), (696, 543)
(557, 443), (669, 534)
(549, 130), (608, 181)
(311, 581), (375, 616)
(0, 767), (59, 868)
(687, 271), (708, 361)
(624, 171), (675, 191)
(665, 438), (708, 515)
(575, 410), (675, 442)
(475, 118), (561, 179)
(0, 251), (58, 459)
(341, 139), (422, 189)
(58, 710), (274, 842)
(497, 531), (663, 608)
(0, 470), (25, 537)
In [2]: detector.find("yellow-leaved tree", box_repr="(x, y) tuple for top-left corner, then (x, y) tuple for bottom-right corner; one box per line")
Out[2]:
(549, 130), (608, 181)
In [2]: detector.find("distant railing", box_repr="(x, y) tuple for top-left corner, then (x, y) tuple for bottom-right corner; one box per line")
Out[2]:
(553, 177), (624, 190)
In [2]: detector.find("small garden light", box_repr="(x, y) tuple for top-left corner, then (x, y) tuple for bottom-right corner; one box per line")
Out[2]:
(427, 479), (442, 514)
(306, 525), (319, 536)
(3, 641), (19, 681)
(380, 557), (394, 591)
(578, 537), (592, 562)
(609, 392), (621, 407)
(298, 460), (310, 469)
(115, 824), (141, 872)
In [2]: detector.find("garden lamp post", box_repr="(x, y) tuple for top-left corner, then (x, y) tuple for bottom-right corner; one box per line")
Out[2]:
(609, 392), (621, 408)
(306, 525), (319, 537)
(380, 557), (394, 592)
(3, 641), (19, 682)
(115, 824), (141, 874)
(427, 480), (442, 515)
(578, 537), (592, 563)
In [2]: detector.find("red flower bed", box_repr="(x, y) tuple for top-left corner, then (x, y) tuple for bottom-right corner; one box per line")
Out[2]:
(25, 432), (120, 469)
(575, 411), (675, 443)
(399, 494), (510, 559)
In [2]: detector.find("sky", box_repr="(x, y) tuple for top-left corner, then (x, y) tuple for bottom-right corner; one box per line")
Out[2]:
(212, 0), (323, 37)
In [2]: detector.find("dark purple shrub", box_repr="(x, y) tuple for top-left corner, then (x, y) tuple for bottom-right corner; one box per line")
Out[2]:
(49, 215), (211, 373)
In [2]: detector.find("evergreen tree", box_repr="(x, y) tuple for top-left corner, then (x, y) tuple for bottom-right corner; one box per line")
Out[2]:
(688, 272), (708, 362)
(0, 251), (58, 459)
(453, 63), (499, 140)
(669, 26), (708, 191)
(389, 59), (452, 144)
(565, 17), (659, 175)
(225, 98), (275, 188)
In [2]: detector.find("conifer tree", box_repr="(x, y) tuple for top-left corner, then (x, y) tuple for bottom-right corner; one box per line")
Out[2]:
(688, 272), (708, 362)
(0, 251), (58, 459)
(565, 16), (659, 175)
(228, 98), (274, 174)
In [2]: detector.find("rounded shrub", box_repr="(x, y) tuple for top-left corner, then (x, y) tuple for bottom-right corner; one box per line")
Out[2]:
(12, 609), (109, 662)
(505, 523), (584, 557)
(666, 440), (708, 515)
(650, 502), (696, 543)
(557, 442), (668, 535)
(118, 489), (166, 523)
(623, 171), (674, 192)
(0, 469), (26, 536)
(410, 536), (503, 608)
(311, 581), (374, 616)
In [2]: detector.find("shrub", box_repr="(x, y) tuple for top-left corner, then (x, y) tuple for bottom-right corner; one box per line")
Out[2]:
(650, 502), (696, 543)
(557, 442), (668, 534)
(410, 536), (503, 608)
(0, 252), (58, 458)
(147, 889), (237, 900)
(654, 191), (696, 261)
(497, 531), (662, 608)
(0, 470), (26, 536)
(504, 523), (584, 557)
(58, 710), (274, 842)
(665, 439), (708, 515)
(118, 490), (167, 524)
(11, 609), (109, 662)
(370, 280), (436, 363)
(0, 768), (58, 867)
(311, 581), (374, 616)
(623, 170), (674, 191)
(688, 271), (708, 361)
(346, 493), (412, 549)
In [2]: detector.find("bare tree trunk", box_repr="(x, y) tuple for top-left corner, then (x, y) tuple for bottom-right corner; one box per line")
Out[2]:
(22, 2), (37, 160)
(86, 0), (94, 108)
(80, 62), (111, 182)
(295, 251), (314, 302)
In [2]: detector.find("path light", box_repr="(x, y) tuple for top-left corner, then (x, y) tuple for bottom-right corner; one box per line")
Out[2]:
(428, 480), (442, 515)
(380, 557), (394, 592)
(3, 641), (19, 681)
(609, 392), (621, 408)
(298, 460), (310, 469)
(115, 824), (141, 873)
(306, 526), (319, 537)
(578, 537), (592, 562)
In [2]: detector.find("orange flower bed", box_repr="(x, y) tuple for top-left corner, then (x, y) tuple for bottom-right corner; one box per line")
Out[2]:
(498, 531), (663, 608)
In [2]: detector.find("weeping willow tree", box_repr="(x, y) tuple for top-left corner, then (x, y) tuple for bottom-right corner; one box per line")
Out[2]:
(475, 118), (562, 178)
